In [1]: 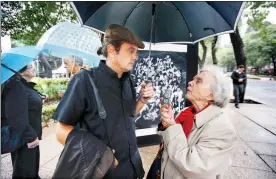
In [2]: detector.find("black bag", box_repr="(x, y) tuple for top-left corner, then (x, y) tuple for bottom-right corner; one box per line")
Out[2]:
(146, 144), (163, 179)
(1, 126), (24, 154)
(1, 76), (26, 154)
(53, 68), (114, 179)
(147, 123), (166, 179)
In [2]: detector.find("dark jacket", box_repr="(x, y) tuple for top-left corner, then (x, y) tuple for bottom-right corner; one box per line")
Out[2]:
(23, 80), (43, 139)
(53, 129), (114, 179)
(1, 75), (42, 154)
(53, 61), (144, 178)
(231, 70), (247, 85)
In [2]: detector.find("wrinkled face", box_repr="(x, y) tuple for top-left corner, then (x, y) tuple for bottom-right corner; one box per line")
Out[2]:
(21, 64), (36, 78)
(64, 59), (74, 73)
(185, 71), (214, 103)
(109, 42), (138, 72)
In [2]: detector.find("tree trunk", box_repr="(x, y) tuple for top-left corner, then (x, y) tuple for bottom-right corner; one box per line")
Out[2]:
(229, 27), (246, 67)
(211, 36), (218, 65)
(199, 41), (207, 69)
(230, 27), (247, 103)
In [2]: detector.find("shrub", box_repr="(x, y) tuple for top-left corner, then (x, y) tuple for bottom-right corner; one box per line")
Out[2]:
(42, 103), (58, 123)
(32, 78), (69, 101)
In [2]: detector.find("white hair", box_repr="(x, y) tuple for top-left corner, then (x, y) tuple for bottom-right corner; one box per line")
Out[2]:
(200, 65), (230, 108)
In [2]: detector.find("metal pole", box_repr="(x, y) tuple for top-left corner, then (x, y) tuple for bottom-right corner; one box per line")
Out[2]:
(148, 3), (156, 60)
(145, 3), (156, 83)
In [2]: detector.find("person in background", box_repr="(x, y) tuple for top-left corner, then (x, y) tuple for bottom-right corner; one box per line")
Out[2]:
(63, 55), (84, 77)
(158, 65), (237, 179)
(2, 63), (43, 178)
(231, 64), (246, 108)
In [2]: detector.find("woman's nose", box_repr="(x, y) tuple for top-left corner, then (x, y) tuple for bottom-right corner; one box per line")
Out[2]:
(188, 81), (193, 87)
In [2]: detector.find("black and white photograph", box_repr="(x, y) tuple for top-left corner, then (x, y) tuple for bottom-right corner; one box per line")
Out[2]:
(131, 50), (188, 130)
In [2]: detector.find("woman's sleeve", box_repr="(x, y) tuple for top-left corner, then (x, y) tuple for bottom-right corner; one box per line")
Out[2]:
(160, 124), (237, 178)
(4, 80), (37, 143)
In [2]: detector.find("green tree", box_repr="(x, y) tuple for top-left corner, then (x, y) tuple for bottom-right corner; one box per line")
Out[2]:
(246, 2), (276, 76)
(1, 1), (77, 45)
(217, 48), (236, 71)
(245, 25), (276, 70)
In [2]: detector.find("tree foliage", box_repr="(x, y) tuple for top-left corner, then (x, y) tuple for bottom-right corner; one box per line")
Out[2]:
(244, 25), (276, 68)
(247, 2), (276, 40)
(1, 1), (77, 45)
(217, 48), (236, 71)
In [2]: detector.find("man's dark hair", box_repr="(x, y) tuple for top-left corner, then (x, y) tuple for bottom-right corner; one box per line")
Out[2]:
(97, 39), (124, 58)
(238, 64), (245, 69)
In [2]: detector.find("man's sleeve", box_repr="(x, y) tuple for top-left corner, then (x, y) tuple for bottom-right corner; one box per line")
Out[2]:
(53, 72), (87, 126)
(231, 71), (238, 80)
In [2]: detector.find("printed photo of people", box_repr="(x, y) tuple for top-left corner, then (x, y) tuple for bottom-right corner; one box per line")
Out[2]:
(131, 50), (187, 129)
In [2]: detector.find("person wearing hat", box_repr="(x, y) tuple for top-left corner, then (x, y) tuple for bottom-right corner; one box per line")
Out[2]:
(231, 64), (247, 108)
(53, 24), (154, 178)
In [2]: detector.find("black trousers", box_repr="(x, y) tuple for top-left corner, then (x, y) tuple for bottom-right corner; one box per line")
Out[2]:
(11, 145), (40, 179)
(233, 84), (244, 105)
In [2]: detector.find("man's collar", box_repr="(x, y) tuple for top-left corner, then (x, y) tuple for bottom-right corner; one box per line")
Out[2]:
(98, 60), (130, 80)
(194, 105), (223, 128)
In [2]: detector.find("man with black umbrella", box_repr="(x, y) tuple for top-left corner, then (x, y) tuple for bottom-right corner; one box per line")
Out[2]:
(53, 24), (154, 179)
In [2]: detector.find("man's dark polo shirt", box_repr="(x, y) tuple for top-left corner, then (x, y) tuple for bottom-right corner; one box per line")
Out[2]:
(53, 61), (144, 178)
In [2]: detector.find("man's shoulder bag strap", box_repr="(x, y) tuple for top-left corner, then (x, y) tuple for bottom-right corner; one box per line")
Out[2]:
(82, 68), (115, 153)
(85, 68), (107, 120)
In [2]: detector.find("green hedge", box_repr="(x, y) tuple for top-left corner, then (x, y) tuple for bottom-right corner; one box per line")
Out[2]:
(32, 78), (69, 101)
(42, 104), (58, 123)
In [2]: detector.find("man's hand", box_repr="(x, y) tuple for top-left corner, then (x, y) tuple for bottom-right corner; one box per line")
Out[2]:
(140, 82), (154, 104)
(160, 104), (176, 128)
(238, 79), (243, 82)
(27, 137), (39, 148)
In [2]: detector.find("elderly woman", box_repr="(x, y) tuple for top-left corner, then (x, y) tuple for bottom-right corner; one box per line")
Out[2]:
(158, 65), (237, 179)
(2, 63), (43, 178)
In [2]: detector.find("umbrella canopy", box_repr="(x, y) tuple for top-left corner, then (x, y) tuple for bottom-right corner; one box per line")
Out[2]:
(36, 22), (101, 63)
(71, 1), (245, 44)
(1, 46), (41, 84)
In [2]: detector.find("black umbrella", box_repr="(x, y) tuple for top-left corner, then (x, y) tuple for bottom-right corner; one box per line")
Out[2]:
(71, 1), (245, 44)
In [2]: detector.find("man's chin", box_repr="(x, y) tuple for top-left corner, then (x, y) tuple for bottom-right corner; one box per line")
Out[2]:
(126, 65), (134, 72)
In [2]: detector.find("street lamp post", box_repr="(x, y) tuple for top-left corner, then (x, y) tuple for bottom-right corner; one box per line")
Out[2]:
(273, 57), (276, 80)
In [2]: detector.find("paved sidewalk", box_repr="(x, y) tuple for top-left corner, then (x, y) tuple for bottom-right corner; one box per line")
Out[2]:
(1, 104), (276, 179)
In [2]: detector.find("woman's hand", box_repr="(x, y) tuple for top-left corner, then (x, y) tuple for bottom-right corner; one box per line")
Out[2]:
(160, 104), (176, 128)
(27, 137), (39, 148)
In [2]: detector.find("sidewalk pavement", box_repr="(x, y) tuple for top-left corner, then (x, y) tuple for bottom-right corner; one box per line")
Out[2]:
(247, 74), (274, 81)
(1, 103), (276, 179)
